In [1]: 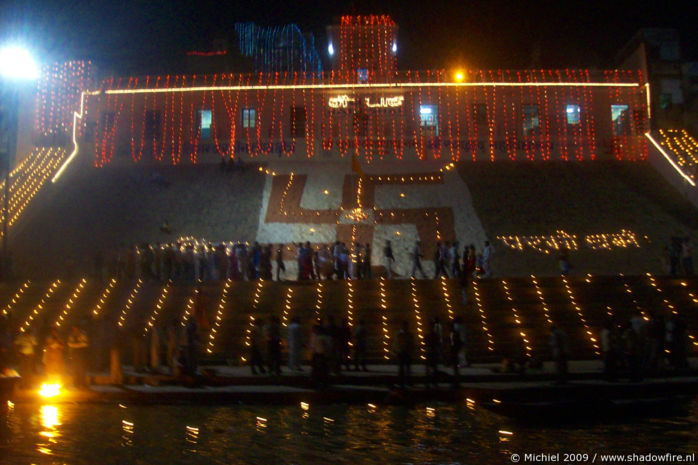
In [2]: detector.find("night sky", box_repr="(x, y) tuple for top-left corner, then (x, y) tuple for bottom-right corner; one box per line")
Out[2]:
(0, 0), (695, 75)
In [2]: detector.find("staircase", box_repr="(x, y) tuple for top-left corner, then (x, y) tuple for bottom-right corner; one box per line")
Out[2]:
(2, 274), (697, 365)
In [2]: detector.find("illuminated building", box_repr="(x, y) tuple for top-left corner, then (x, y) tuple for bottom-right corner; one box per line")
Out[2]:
(72, 15), (651, 167)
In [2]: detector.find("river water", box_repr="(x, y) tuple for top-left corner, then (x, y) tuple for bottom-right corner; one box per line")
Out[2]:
(1, 400), (697, 464)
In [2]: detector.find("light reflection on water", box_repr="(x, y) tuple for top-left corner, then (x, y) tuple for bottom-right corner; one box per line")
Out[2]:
(0, 400), (697, 464)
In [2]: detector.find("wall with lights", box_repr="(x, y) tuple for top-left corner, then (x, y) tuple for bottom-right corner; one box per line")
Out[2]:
(85, 69), (648, 167)
(234, 23), (322, 75)
(34, 61), (95, 144)
(334, 15), (398, 77)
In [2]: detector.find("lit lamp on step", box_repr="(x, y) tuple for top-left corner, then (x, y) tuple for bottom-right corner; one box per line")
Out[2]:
(0, 44), (39, 280)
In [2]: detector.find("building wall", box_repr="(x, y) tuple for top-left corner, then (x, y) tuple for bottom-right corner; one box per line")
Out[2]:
(87, 72), (649, 166)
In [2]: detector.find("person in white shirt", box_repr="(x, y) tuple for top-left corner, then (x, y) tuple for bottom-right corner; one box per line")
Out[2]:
(482, 240), (494, 278)
(287, 317), (303, 371)
(411, 241), (426, 278)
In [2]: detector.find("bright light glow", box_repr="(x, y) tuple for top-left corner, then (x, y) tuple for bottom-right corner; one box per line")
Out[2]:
(39, 383), (61, 398)
(41, 405), (60, 428)
(52, 91), (86, 182)
(328, 43), (334, 56)
(0, 45), (39, 80)
(419, 106), (432, 115)
(455, 71), (464, 82)
(645, 132), (696, 187)
(391, 42), (397, 53)
(98, 81), (641, 96)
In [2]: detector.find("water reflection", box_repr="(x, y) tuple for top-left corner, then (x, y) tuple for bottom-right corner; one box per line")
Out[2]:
(0, 400), (695, 464)
(37, 405), (60, 456)
(121, 419), (134, 447)
(184, 425), (198, 453)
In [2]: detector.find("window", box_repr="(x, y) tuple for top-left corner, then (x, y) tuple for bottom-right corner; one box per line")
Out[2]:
(474, 104), (487, 126)
(199, 110), (212, 139)
(566, 104), (581, 125)
(522, 105), (539, 136)
(419, 105), (438, 135)
(290, 106), (306, 138)
(660, 93), (672, 110)
(242, 108), (256, 128)
(611, 104), (629, 136)
(357, 68), (369, 84)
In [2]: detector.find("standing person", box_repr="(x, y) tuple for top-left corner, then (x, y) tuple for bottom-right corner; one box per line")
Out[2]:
(14, 329), (37, 389)
(332, 241), (341, 279)
(681, 238), (694, 276)
(353, 320), (368, 371)
(454, 316), (468, 367)
(318, 245), (333, 280)
(383, 240), (395, 278)
(184, 316), (199, 376)
(236, 243), (247, 280)
(449, 320), (463, 387)
(394, 320), (414, 388)
(67, 325), (89, 388)
(465, 244), (477, 278)
(338, 318), (352, 371)
(310, 323), (329, 388)
(433, 242), (447, 278)
(338, 243), (349, 280)
(646, 313), (665, 373)
(249, 318), (266, 375)
(550, 325), (569, 384)
(364, 243), (372, 278)
(296, 243), (306, 280)
(43, 327), (65, 383)
(305, 242), (317, 280)
(252, 242), (262, 279)
(325, 316), (340, 374)
(559, 246), (571, 276)
(425, 324), (439, 388)
(260, 244), (273, 280)
(310, 245), (320, 280)
(287, 317), (303, 372)
(266, 316), (282, 376)
(432, 317), (445, 367)
(449, 241), (460, 278)
(411, 241), (426, 279)
(622, 320), (642, 381)
(193, 286), (209, 332)
(351, 243), (362, 279)
(166, 319), (180, 375)
(482, 240), (494, 278)
(149, 324), (161, 372)
(459, 259), (470, 305)
(246, 247), (256, 280)
(275, 244), (286, 281)
(600, 318), (617, 381)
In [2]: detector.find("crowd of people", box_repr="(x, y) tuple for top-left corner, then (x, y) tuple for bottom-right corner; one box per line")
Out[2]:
(1, 305), (694, 391)
(91, 239), (496, 285)
(600, 311), (690, 381)
(7, 324), (90, 390)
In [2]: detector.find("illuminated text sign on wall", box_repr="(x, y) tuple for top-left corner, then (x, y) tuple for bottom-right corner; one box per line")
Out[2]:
(328, 95), (405, 108)
(364, 96), (404, 108)
(328, 95), (356, 108)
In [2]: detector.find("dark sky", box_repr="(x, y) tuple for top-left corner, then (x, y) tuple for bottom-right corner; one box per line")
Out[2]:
(1, 0), (696, 75)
